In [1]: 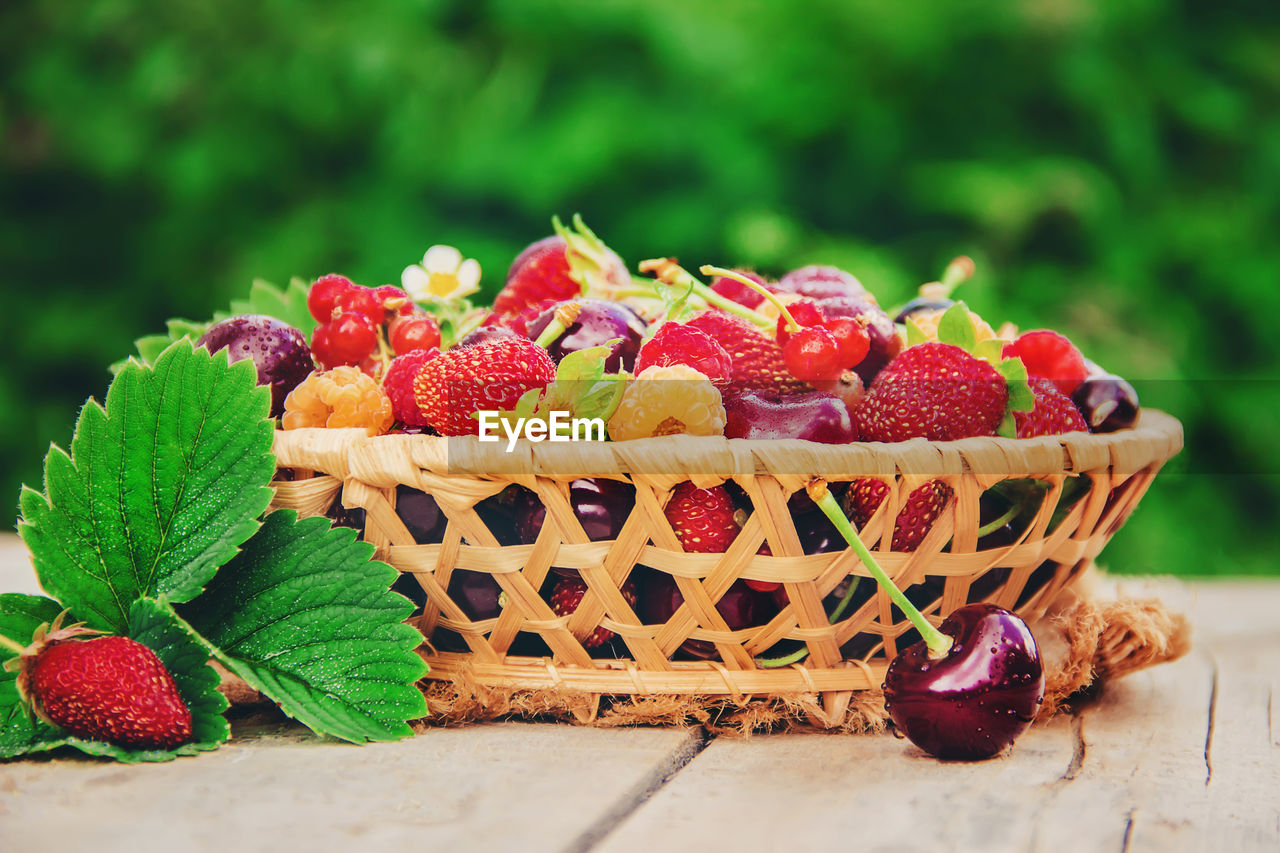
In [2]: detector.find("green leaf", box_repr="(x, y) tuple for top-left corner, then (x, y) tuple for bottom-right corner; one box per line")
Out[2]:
(176, 511), (428, 743)
(555, 343), (615, 385)
(0, 595), (65, 758)
(111, 318), (210, 374)
(936, 302), (978, 352)
(997, 411), (1018, 438)
(997, 356), (1036, 413)
(223, 277), (317, 338)
(18, 340), (276, 633)
(1, 596), (226, 762)
(973, 337), (1005, 366)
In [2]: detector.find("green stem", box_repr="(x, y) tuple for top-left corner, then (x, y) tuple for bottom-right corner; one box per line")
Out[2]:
(533, 302), (582, 349)
(0, 633), (26, 656)
(936, 256), (976, 298)
(807, 480), (953, 658)
(756, 576), (862, 669)
(699, 265), (802, 333)
(975, 502), (1021, 539)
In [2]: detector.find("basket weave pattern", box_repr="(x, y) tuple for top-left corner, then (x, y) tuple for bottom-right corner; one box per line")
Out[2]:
(268, 410), (1182, 726)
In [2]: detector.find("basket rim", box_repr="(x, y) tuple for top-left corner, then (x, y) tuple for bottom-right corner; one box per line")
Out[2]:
(271, 409), (1182, 481)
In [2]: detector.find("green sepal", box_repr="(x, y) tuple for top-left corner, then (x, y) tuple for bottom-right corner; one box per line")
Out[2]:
(997, 411), (1018, 437)
(973, 337), (1005, 367)
(936, 302), (978, 352)
(552, 214), (623, 298)
(905, 318), (929, 347)
(997, 356), (1035, 413)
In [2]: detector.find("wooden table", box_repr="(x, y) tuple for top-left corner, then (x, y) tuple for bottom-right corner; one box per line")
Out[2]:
(1, 534), (1276, 852)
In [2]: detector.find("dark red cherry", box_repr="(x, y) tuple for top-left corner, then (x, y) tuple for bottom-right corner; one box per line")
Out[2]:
(514, 479), (636, 546)
(723, 388), (858, 444)
(1071, 373), (1140, 433)
(525, 298), (648, 372)
(883, 603), (1045, 761)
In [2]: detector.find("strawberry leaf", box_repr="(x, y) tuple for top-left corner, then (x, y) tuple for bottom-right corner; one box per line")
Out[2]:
(222, 277), (317, 338)
(936, 302), (978, 352)
(18, 340), (276, 634)
(0, 595), (226, 762)
(111, 318), (210, 374)
(174, 510), (428, 743)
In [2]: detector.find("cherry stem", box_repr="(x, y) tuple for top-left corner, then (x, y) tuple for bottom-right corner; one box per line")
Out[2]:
(806, 480), (953, 658)
(638, 259), (772, 329)
(933, 255), (976, 299)
(756, 576), (863, 669)
(699, 265), (803, 333)
(533, 302), (581, 349)
(975, 502), (1020, 539)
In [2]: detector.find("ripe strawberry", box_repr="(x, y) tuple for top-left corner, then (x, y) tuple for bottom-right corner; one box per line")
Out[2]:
(1015, 378), (1089, 438)
(549, 577), (638, 648)
(634, 323), (733, 383)
(855, 342), (1008, 442)
(1002, 330), (1088, 397)
(664, 481), (741, 553)
(685, 311), (802, 392)
(843, 479), (952, 551)
(413, 338), (555, 436)
(492, 236), (581, 322)
(13, 623), (192, 750)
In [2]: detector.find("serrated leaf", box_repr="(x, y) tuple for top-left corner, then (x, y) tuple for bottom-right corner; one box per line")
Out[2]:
(18, 340), (276, 633)
(998, 357), (1036, 413)
(0, 595), (225, 762)
(176, 510), (428, 743)
(224, 278), (316, 337)
(555, 343), (615, 385)
(937, 302), (978, 352)
(112, 318), (210, 374)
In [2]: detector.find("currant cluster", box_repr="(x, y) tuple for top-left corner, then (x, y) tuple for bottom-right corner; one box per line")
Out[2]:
(776, 299), (870, 382)
(306, 274), (441, 372)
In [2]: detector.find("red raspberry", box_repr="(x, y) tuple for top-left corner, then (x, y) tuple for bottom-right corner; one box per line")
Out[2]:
(549, 577), (638, 648)
(634, 323), (733, 383)
(664, 482), (741, 553)
(413, 338), (555, 436)
(1015, 378), (1089, 438)
(1002, 330), (1088, 397)
(383, 349), (441, 427)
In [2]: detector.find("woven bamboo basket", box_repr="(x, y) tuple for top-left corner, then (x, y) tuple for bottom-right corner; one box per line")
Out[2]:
(268, 409), (1182, 727)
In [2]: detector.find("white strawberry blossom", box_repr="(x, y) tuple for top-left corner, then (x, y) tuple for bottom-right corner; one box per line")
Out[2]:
(401, 245), (481, 303)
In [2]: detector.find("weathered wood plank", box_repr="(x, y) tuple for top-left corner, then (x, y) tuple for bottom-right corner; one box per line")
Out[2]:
(597, 719), (1079, 852)
(0, 721), (704, 852)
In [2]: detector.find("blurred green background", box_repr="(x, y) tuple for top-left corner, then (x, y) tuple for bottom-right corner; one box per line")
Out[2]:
(2, 0), (1277, 575)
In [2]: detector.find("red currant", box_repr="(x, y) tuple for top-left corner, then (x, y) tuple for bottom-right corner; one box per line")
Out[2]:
(327, 311), (379, 364)
(822, 316), (870, 367)
(776, 300), (826, 349)
(783, 326), (842, 382)
(307, 274), (355, 324)
(374, 284), (414, 319)
(310, 323), (337, 368)
(333, 286), (384, 325)
(389, 314), (442, 355)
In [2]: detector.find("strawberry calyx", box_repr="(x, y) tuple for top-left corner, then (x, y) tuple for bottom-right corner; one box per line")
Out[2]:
(552, 214), (627, 298)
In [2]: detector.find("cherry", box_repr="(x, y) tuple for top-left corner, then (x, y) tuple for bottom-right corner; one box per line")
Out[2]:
(514, 478), (635, 548)
(782, 326), (842, 382)
(196, 314), (314, 417)
(525, 298), (648, 372)
(389, 314), (442, 355)
(807, 480), (1045, 760)
(307, 274), (355, 323)
(822, 315), (871, 367)
(1071, 373), (1139, 432)
(723, 388), (857, 443)
(813, 296), (901, 385)
(325, 311), (379, 364)
(639, 572), (775, 660)
(453, 324), (523, 350)
(709, 269), (772, 309)
(776, 264), (869, 302)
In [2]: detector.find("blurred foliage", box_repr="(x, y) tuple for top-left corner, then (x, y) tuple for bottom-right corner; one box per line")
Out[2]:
(2, 0), (1277, 575)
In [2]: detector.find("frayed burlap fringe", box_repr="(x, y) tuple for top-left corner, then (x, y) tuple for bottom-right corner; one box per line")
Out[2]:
(411, 571), (1191, 737)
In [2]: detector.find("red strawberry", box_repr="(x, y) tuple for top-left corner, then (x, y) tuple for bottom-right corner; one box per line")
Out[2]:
(13, 623), (192, 750)
(383, 348), (441, 427)
(549, 577), (638, 648)
(492, 236), (581, 323)
(634, 323), (733, 383)
(1002, 330), (1088, 397)
(855, 342), (1008, 442)
(413, 338), (555, 436)
(843, 479), (952, 551)
(685, 311), (803, 392)
(664, 481), (741, 553)
(1015, 377), (1089, 438)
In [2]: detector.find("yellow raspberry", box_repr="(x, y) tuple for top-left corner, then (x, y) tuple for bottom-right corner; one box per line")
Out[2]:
(607, 365), (726, 441)
(282, 366), (394, 436)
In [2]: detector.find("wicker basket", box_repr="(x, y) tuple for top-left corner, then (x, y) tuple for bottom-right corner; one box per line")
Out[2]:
(268, 409), (1182, 727)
